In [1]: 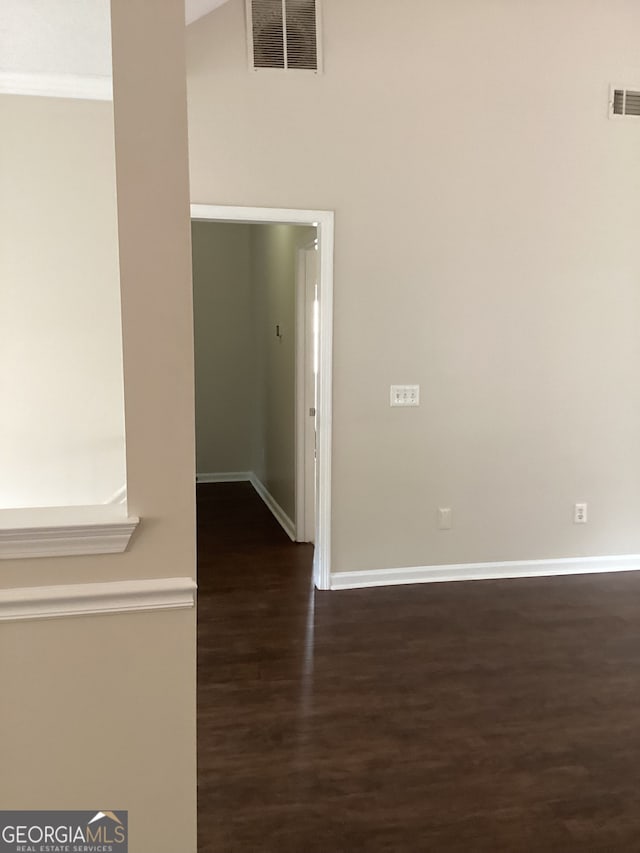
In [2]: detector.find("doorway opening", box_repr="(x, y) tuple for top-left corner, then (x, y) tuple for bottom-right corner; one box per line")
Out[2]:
(190, 204), (333, 590)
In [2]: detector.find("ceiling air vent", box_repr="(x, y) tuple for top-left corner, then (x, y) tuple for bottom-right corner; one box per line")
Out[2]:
(247, 0), (322, 72)
(610, 87), (640, 118)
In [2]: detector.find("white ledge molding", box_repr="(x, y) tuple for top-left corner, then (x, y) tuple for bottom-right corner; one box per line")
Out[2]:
(0, 577), (197, 623)
(0, 506), (139, 560)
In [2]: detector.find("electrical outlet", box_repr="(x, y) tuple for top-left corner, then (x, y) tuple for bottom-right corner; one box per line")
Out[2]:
(438, 508), (452, 530)
(390, 385), (420, 407)
(574, 503), (588, 524)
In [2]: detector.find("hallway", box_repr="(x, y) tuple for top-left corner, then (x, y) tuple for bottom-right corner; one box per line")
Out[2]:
(197, 483), (640, 852)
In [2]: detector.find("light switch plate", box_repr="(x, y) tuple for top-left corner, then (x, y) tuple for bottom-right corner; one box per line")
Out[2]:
(390, 385), (420, 407)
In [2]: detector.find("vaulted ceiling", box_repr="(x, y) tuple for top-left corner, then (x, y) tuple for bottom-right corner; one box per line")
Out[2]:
(186, 0), (232, 26)
(0, 0), (232, 79)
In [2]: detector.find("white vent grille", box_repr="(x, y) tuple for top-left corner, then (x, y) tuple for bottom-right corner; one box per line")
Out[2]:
(610, 87), (640, 118)
(247, 0), (321, 72)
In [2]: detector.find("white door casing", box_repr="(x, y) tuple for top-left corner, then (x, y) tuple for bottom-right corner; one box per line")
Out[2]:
(190, 204), (334, 590)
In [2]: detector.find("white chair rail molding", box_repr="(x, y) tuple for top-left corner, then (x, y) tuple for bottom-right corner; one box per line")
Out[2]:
(0, 577), (196, 623)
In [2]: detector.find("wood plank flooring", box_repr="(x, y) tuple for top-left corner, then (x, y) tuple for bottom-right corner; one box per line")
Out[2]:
(197, 482), (640, 852)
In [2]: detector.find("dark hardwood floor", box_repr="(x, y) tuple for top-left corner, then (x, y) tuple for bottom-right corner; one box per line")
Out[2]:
(197, 482), (640, 852)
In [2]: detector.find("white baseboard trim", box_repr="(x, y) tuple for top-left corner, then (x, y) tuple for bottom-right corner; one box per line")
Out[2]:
(248, 474), (296, 541)
(196, 472), (251, 483)
(0, 577), (196, 623)
(330, 553), (640, 591)
(0, 506), (139, 560)
(0, 71), (112, 101)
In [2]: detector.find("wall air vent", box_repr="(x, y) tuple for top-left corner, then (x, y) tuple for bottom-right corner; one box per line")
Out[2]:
(610, 87), (640, 118)
(247, 0), (322, 72)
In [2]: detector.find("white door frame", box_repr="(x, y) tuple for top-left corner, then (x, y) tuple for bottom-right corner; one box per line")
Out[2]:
(190, 203), (334, 591)
(296, 242), (318, 546)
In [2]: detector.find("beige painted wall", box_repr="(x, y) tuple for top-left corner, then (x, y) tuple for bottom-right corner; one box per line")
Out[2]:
(188, 0), (640, 573)
(0, 3), (198, 851)
(0, 94), (126, 508)
(192, 221), (254, 474)
(251, 223), (315, 519)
